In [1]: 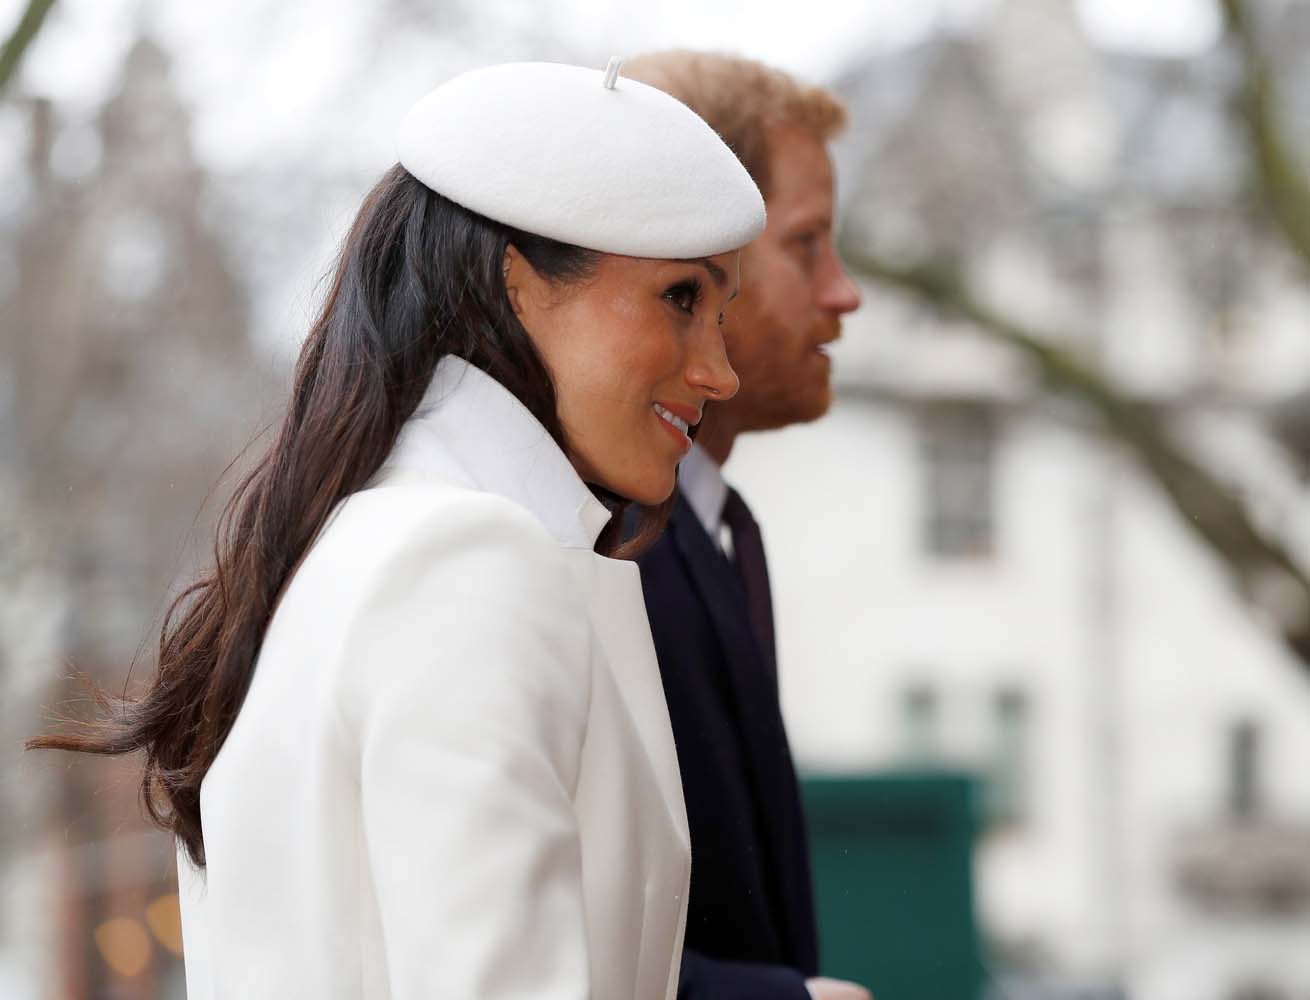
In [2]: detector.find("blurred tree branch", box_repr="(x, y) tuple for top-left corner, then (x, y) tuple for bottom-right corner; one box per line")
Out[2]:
(1222, 0), (1310, 272)
(842, 248), (1310, 670)
(0, 0), (56, 94)
(840, 1), (1310, 672)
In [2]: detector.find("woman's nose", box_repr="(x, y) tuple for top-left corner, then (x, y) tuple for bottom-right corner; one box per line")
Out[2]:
(687, 323), (740, 401)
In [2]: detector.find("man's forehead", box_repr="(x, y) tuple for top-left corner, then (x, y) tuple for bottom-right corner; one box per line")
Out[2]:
(769, 185), (835, 232)
(765, 131), (835, 212)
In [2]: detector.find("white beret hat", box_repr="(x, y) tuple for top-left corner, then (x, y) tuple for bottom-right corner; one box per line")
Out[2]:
(397, 59), (766, 259)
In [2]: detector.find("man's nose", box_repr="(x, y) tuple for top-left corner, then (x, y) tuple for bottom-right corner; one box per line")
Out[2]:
(817, 242), (861, 315)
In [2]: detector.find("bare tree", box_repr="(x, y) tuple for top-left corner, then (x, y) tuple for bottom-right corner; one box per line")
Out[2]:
(0, 0), (57, 94)
(1222, 0), (1310, 272)
(842, 0), (1310, 672)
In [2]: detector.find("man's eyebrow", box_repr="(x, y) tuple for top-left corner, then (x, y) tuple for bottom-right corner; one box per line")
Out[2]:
(785, 217), (831, 235)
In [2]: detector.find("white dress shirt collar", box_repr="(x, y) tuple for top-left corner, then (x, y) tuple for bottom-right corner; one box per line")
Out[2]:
(371, 355), (613, 550)
(678, 442), (730, 546)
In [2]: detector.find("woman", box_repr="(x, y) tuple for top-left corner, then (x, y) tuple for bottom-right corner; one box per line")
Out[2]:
(31, 60), (765, 998)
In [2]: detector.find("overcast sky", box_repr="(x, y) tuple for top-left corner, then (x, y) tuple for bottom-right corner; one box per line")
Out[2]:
(2, 0), (1224, 175)
(0, 0), (1234, 351)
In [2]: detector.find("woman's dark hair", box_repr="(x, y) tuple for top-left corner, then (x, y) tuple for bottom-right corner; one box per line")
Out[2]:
(29, 165), (674, 866)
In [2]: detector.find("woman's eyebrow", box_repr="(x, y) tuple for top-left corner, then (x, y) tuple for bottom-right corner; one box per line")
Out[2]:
(683, 257), (728, 288)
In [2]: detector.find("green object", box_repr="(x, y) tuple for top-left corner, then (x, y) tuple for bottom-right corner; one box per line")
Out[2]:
(802, 772), (983, 1000)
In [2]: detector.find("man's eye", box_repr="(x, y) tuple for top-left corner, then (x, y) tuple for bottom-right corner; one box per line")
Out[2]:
(664, 278), (704, 314)
(793, 232), (821, 255)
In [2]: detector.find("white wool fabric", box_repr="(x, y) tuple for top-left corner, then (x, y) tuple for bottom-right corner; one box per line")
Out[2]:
(397, 61), (766, 259)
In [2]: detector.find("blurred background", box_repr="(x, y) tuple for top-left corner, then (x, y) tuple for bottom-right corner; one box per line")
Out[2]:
(2, 0), (1308, 997)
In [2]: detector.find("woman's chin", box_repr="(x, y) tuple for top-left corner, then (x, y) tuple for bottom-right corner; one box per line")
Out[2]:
(611, 468), (677, 508)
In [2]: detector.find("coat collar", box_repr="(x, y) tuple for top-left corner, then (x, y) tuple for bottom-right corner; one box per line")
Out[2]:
(369, 355), (613, 550)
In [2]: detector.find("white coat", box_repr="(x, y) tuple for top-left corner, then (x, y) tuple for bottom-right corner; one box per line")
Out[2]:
(177, 356), (692, 999)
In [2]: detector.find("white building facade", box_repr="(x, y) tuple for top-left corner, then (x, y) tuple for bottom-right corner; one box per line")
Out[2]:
(727, 4), (1310, 998)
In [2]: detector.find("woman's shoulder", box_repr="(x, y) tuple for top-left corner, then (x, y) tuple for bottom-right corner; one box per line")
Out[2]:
(326, 483), (589, 624)
(317, 485), (595, 733)
(326, 483), (566, 573)
(282, 483), (587, 634)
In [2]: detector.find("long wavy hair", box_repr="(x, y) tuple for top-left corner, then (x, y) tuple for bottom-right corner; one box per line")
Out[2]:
(29, 165), (673, 866)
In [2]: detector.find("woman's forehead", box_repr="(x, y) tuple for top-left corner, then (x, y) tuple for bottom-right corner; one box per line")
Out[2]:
(599, 250), (740, 282)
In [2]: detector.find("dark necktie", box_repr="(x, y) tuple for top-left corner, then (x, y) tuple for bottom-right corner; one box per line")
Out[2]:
(721, 487), (777, 680)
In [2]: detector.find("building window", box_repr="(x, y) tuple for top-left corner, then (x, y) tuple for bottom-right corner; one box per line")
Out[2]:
(986, 687), (1030, 825)
(1227, 718), (1261, 822)
(920, 406), (995, 559)
(901, 683), (940, 763)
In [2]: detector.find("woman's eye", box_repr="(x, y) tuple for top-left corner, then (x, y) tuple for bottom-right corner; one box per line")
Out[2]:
(664, 278), (703, 315)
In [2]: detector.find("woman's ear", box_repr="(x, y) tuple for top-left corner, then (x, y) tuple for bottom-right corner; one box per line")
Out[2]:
(502, 246), (525, 317)
(504, 244), (568, 343)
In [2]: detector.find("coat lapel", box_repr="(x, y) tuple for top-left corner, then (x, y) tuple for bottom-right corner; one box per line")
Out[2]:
(570, 550), (690, 847)
(668, 496), (770, 690)
(667, 498), (803, 922)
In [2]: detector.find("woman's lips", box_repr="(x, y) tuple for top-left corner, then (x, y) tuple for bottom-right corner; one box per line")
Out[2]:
(652, 405), (693, 452)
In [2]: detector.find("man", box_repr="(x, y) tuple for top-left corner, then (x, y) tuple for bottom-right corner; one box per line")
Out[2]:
(625, 52), (869, 1000)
